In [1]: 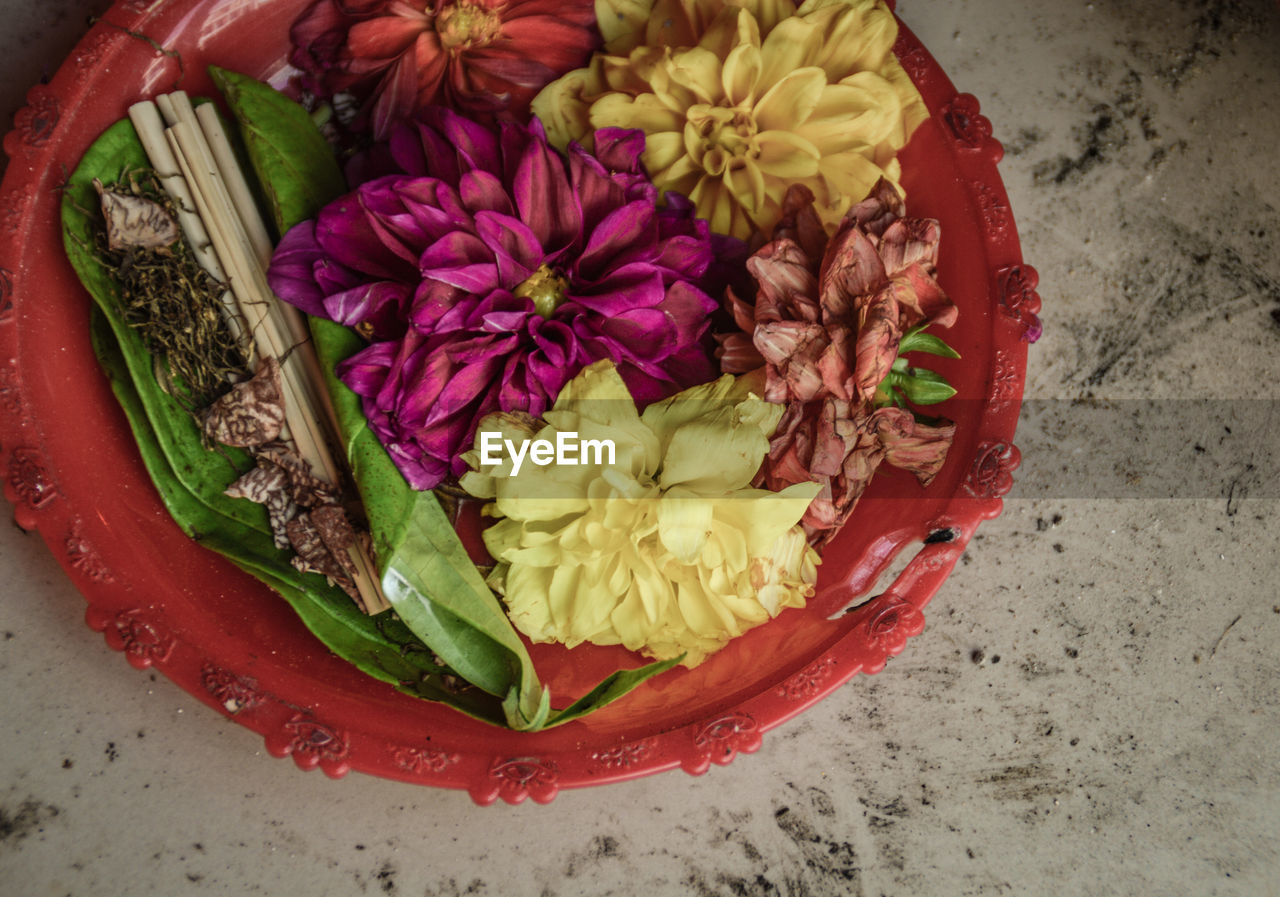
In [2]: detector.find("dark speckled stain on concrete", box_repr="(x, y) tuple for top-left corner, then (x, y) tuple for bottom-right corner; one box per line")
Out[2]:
(0, 797), (60, 848)
(563, 834), (622, 878)
(1033, 65), (1178, 187)
(1028, 0), (1276, 194)
(374, 860), (396, 894)
(1121, 0), (1271, 91)
(422, 876), (487, 897)
(1073, 208), (1280, 388)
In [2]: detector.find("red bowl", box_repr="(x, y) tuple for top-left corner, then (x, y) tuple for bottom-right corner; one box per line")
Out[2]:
(0, 0), (1036, 803)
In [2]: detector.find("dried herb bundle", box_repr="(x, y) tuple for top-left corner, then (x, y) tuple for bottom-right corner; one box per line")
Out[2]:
(93, 170), (247, 408)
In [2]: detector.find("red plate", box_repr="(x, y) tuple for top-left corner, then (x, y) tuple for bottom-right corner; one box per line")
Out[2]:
(0, 0), (1036, 803)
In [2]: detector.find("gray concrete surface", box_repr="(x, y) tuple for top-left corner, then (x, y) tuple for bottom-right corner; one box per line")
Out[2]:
(1, 0), (1278, 894)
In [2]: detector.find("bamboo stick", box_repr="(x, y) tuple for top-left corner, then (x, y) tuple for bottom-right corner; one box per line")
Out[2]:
(136, 100), (389, 613)
(126, 101), (251, 356)
(158, 101), (338, 446)
(192, 104), (345, 440)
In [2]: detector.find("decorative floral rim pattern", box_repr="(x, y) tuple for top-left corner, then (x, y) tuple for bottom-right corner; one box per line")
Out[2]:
(0, 0), (1034, 804)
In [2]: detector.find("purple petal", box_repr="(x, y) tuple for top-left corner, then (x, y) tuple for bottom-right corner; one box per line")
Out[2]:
(391, 178), (474, 239)
(390, 118), (454, 181)
(459, 170), (514, 216)
(321, 281), (411, 337)
(576, 200), (657, 281)
(445, 331), (520, 364)
(436, 107), (502, 178)
(407, 278), (466, 331)
(567, 145), (628, 233)
(599, 307), (677, 362)
(267, 221), (329, 317)
(473, 210), (544, 286)
(316, 191), (418, 282)
(655, 280), (717, 344)
(567, 263), (665, 314)
(418, 231), (500, 291)
(591, 128), (646, 175)
(510, 123), (581, 254)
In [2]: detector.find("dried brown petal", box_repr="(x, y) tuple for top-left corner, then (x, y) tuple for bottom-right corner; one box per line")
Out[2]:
(310, 504), (359, 582)
(255, 441), (340, 508)
(774, 184), (828, 262)
(818, 225), (886, 318)
(755, 320), (829, 403)
(846, 177), (904, 237)
(851, 286), (902, 403)
(722, 178), (958, 547)
(225, 463), (296, 549)
(875, 408), (956, 486)
(203, 357), (286, 448)
(287, 512), (357, 600)
(94, 178), (180, 251)
(878, 217), (940, 276)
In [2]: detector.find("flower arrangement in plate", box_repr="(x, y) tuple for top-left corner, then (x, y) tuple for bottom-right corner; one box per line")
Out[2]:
(60, 0), (963, 730)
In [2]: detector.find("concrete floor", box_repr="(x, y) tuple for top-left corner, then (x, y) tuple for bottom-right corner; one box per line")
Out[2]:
(1, 0), (1278, 894)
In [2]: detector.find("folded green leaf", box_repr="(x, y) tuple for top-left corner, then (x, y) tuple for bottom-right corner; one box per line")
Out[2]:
(897, 326), (961, 359)
(67, 118), (509, 727)
(893, 367), (958, 405)
(209, 66), (346, 236)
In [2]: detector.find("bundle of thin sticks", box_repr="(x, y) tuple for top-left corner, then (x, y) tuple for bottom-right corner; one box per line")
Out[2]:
(129, 92), (390, 614)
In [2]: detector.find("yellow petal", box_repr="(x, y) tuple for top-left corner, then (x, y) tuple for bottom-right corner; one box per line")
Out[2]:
(588, 91), (686, 136)
(650, 151), (704, 197)
(714, 483), (821, 557)
(806, 2), (897, 79)
(644, 0), (709, 49)
(659, 411), (771, 493)
(595, 0), (654, 52)
(640, 372), (737, 445)
(793, 75), (900, 154)
(744, 0), (797, 37)
(531, 67), (599, 150)
(753, 129), (822, 179)
(882, 55), (930, 135)
(688, 175), (740, 238)
(722, 159), (765, 213)
(656, 489), (715, 563)
(665, 46), (726, 105)
(720, 42), (762, 106)
(697, 6), (760, 59)
(752, 65), (827, 131)
(675, 581), (735, 639)
(756, 15), (824, 88)
(643, 128), (688, 174)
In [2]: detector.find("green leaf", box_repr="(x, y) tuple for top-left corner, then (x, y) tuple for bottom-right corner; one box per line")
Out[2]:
(66, 118), (509, 728)
(544, 655), (683, 727)
(209, 66), (346, 235)
(895, 368), (958, 405)
(309, 318), (416, 564)
(897, 329), (960, 359)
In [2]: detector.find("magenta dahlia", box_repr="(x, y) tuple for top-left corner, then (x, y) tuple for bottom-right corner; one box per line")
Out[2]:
(268, 110), (723, 489)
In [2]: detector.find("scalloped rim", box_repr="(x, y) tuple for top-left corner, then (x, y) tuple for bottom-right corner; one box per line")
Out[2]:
(0, 2), (1035, 804)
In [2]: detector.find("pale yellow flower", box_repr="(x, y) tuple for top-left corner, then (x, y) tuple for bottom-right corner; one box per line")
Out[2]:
(460, 360), (820, 667)
(533, 0), (927, 240)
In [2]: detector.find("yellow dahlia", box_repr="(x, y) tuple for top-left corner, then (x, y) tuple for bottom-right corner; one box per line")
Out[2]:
(532, 0), (927, 240)
(460, 360), (820, 667)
